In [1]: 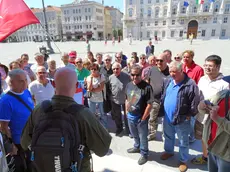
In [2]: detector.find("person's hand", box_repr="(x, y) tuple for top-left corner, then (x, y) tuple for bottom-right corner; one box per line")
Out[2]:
(198, 100), (208, 110)
(10, 144), (18, 156)
(210, 106), (219, 121)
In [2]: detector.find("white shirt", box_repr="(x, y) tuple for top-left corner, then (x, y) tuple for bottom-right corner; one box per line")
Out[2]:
(59, 63), (76, 71)
(198, 74), (229, 100)
(28, 79), (55, 105)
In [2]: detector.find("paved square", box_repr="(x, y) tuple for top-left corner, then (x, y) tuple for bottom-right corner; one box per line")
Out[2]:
(1, 39), (228, 171)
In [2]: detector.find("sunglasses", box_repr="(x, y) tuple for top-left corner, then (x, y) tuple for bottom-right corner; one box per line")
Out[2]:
(76, 61), (82, 64)
(140, 57), (146, 60)
(112, 68), (120, 70)
(105, 59), (111, 61)
(91, 68), (97, 71)
(131, 73), (140, 77)
(156, 59), (163, 63)
(174, 57), (181, 60)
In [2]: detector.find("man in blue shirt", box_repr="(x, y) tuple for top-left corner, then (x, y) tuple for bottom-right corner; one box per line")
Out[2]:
(160, 61), (199, 172)
(0, 69), (34, 170)
(125, 65), (153, 165)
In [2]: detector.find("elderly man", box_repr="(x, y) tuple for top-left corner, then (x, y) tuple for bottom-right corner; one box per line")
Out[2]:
(141, 55), (156, 80)
(29, 66), (55, 105)
(75, 57), (90, 81)
(156, 53), (170, 76)
(160, 61), (200, 172)
(126, 65), (153, 165)
(47, 60), (57, 79)
(21, 68), (111, 172)
(139, 54), (149, 70)
(59, 52), (76, 70)
(0, 69), (34, 171)
(182, 50), (204, 84)
(109, 62), (131, 136)
(122, 58), (136, 75)
(115, 52), (127, 69)
(30, 53), (48, 75)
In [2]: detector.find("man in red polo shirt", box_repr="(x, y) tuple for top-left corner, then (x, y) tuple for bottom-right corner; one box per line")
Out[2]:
(182, 50), (204, 84)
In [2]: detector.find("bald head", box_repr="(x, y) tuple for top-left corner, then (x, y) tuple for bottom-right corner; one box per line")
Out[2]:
(54, 68), (77, 97)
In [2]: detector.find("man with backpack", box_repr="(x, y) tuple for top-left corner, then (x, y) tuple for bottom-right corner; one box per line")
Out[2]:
(21, 67), (112, 172)
(198, 75), (230, 172)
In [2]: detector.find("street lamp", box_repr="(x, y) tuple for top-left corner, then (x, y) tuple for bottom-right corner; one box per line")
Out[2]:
(42, 0), (54, 54)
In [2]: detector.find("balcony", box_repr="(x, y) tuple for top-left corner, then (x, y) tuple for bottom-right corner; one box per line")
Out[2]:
(122, 15), (137, 22)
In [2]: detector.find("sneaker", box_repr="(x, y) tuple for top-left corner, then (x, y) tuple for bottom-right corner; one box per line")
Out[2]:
(147, 135), (156, 141)
(115, 129), (123, 136)
(191, 156), (208, 165)
(179, 162), (188, 172)
(127, 148), (140, 153)
(138, 155), (148, 165)
(160, 152), (174, 160)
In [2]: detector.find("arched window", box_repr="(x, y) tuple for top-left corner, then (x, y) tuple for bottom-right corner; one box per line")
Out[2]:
(155, 7), (160, 17)
(214, 4), (220, 12)
(172, 6), (177, 15)
(193, 6), (197, 13)
(163, 7), (167, 16)
(148, 8), (152, 17)
(181, 7), (186, 14)
(128, 8), (133, 17)
(203, 4), (209, 12)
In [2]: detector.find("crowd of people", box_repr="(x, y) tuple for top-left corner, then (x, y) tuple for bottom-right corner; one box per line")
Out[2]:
(0, 41), (230, 172)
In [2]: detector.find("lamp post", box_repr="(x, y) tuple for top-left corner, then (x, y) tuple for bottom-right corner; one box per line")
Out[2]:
(42, 0), (54, 54)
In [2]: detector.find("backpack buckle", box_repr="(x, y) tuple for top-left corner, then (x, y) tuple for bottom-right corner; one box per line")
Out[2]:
(78, 144), (85, 152)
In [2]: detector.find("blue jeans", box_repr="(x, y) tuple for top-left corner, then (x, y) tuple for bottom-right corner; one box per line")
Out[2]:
(163, 117), (191, 162)
(88, 101), (108, 129)
(128, 119), (148, 157)
(190, 117), (195, 140)
(208, 152), (230, 172)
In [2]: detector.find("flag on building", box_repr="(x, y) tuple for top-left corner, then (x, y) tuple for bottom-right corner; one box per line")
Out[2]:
(196, 0), (204, 4)
(184, 1), (189, 7)
(209, 0), (215, 2)
(0, 0), (40, 42)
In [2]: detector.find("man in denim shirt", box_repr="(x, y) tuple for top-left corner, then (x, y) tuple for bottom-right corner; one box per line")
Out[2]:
(160, 61), (200, 172)
(125, 65), (153, 165)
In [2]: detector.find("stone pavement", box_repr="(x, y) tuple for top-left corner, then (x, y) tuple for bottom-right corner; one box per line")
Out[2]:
(0, 39), (224, 171)
(1, 39), (230, 75)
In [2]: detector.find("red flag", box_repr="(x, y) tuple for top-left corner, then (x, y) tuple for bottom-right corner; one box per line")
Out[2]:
(0, 0), (40, 41)
(200, 0), (204, 4)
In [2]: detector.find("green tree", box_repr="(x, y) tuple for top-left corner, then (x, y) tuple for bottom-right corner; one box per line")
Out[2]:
(118, 29), (123, 37)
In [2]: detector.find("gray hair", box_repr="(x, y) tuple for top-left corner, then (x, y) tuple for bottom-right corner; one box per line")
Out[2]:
(103, 54), (112, 61)
(36, 66), (46, 73)
(168, 61), (183, 71)
(130, 64), (142, 74)
(8, 69), (26, 80)
(112, 62), (122, 69)
(139, 54), (146, 58)
(34, 53), (44, 59)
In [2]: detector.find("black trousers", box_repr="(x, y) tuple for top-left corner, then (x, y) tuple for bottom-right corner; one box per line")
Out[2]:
(14, 144), (31, 172)
(111, 101), (130, 134)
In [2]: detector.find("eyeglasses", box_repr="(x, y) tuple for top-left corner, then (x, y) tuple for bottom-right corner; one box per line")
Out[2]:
(91, 68), (97, 71)
(116, 57), (121, 59)
(105, 59), (111, 62)
(156, 59), (163, 63)
(38, 72), (46, 74)
(131, 73), (140, 77)
(140, 57), (146, 60)
(76, 61), (82, 64)
(112, 68), (120, 70)
(174, 57), (181, 60)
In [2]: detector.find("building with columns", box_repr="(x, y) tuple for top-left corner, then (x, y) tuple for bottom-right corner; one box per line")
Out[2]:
(61, 0), (104, 40)
(123, 0), (230, 40)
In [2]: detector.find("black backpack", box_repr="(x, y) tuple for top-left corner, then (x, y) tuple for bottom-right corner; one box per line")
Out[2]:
(30, 100), (85, 172)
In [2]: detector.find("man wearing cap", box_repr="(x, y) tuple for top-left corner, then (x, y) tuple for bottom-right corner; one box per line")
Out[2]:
(198, 75), (230, 172)
(59, 52), (76, 70)
(68, 51), (77, 65)
(75, 58), (90, 81)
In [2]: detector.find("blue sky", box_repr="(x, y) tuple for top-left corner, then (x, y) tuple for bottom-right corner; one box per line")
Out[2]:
(24, 0), (123, 12)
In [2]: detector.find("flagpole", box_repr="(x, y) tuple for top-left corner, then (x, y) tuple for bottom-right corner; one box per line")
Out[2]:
(42, 0), (54, 54)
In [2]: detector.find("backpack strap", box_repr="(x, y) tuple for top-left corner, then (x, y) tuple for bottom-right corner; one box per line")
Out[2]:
(7, 91), (33, 112)
(41, 100), (53, 113)
(225, 91), (230, 120)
